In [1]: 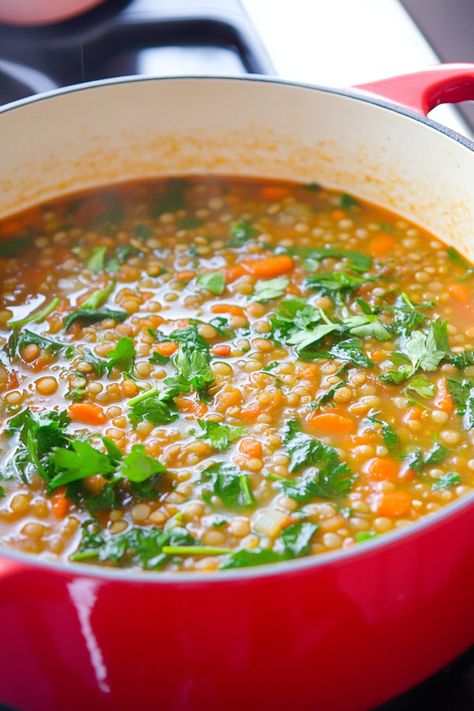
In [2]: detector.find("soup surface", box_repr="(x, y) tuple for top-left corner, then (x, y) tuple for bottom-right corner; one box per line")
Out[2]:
(0, 176), (473, 572)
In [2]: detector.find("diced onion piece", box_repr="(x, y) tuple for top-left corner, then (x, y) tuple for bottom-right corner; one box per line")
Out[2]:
(253, 509), (288, 537)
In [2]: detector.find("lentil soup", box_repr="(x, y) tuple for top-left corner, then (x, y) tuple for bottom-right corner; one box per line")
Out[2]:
(0, 176), (473, 573)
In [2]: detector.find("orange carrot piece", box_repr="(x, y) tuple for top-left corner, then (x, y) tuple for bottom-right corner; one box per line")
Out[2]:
(176, 270), (196, 281)
(366, 457), (399, 482)
(434, 377), (455, 413)
(241, 255), (294, 279)
(376, 491), (412, 517)
(367, 234), (395, 256)
(175, 397), (208, 418)
(239, 438), (263, 458)
(211, 344), (231, 357)
(68, 402), (106, 426)
(211, 303), (246, 318)
(404, 406), (423, 423)
(239, 402), (262, 421)
(447, 283), (470, 303)
(259, 185), (291, 201)
(51, 488), (70, 519)
(225, 265), (246, 283)
(154, 341), (178, 357)
(331, 209), (346, 221)
(307, 412), (356, 435)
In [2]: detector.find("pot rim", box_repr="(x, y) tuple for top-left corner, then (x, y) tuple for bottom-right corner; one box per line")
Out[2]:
(0, 73), (473, 584)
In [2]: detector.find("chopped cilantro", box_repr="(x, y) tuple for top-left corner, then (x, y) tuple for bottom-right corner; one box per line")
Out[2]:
(365, 413), (399, 453)
(446, 378), (474, 430)
(340, 193), (360, 209)
(128, 385), (179, 427)
(382, 319), (450, 384)
(405, 375), (435, 399)
(197, 420), (244, 451)
(268, 420), (355, 502)
(311, 380), (345, 409)
(201, 462), (254, 508)
(432, 472), (461, 490)
(283, 247), (371, 273)
(305, 271), (375, 296)
(64, 307), (127, 331)
(105, 337), (135, 375)
(228, 219), (258, 247)
(5, 329), (67, 360)
(251, 276), (289, 303)
(87, 246), (107, 273)
(119, 444), (166, 483)
(404, 442), (448, 472)
(447, 247), (473, 277)
(355, 531), (377, 543)
(196, 271), (226, 295)
(304, 182), (321, 192)
(49, 440), (115, 489)
(343, 313), (391, 340)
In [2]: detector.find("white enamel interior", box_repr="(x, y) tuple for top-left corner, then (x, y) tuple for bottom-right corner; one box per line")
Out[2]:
(0, 76), (473, 255)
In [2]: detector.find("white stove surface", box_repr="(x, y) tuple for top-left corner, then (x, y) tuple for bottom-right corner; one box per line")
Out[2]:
(243, 0), (472, 139)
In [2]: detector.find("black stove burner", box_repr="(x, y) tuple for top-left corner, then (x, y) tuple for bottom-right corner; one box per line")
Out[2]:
(0, 1), (472, 709)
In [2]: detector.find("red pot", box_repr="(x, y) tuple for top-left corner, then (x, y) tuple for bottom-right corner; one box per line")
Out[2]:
(0, 65), (473, 711)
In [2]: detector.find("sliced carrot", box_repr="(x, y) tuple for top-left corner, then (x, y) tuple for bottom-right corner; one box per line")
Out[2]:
(259, 185), (291, 201)
(175, 397), (207, 418)
(51, 488), (70, 519)
(366, 457), (399, 482)
(434, 377), (455, 413)
(351, 431), (377, 446)
(211, 344), (231, 357)
(239, 402), (262, 421)
(154, 341), (178, 357)
(239, 438), (263, 458)
(331, 209), (346, 221)
(376, 491), (412, 517)
(68, 402), (106, 426)
(211, 303), (246, 318)
(241, 255), (294, 279)
(448, 283), (470, 303)
(404, 406), (423, 423)
(307, 412), (355, 435)
(225, 265), (246, 283)
(367, 234), (395, 256)
(176, 270), (196, 281)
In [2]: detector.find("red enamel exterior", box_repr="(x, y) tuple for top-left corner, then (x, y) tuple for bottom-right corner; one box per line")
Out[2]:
(1, 65), (474, 711)
(355, 63), (474, 115)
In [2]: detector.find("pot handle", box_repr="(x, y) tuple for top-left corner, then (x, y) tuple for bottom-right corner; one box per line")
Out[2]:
(353, 63), (474, 116)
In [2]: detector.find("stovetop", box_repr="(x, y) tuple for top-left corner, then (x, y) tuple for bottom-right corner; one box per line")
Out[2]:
(0, 1), (472, 709)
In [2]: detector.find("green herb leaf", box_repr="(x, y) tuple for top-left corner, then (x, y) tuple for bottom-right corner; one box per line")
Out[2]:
(8, 297), (60, 330)
(251, 276), (289, 303)
(64, 308), (127, 331)
(432, 472), (461, 490)
(365, 413), (399, 453)
(5, 329), (66, 360)
(87, 246), (107, 273)
(119, 444), (166, 483)
(49, 440), (115, 489)
(311, 381), (345, 409)
(446, 378), (474, 430)
(196, 271), (226, 295)
(327, 338), (374, 368)
(105, 337), (136, 375)
(197, 420), (244, 451)
(355, 531), (377, 543)
(151, 179), (188, 217)
(447, 247), (473, 276)
(128, 385), (179, 427)
(271, 420), (355, 502)
(80, 281), (115, 310)
(228, 219), (258, 247)
(284, 247), (371, 273)
(201, 462), (254, 508)
(405, 375), (435, 399)
(305, 271), (373, 296)
(0, 234), (34, 258)
(340, 193), (360, 209)
(220, 547), (282, 569)
(343, 314), (391, 340)
(274, 521), (318, 557)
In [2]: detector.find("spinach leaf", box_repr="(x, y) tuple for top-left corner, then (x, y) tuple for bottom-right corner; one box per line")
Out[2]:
(5, 329), (67, 360)
(64, 308), (127, 331)
(87, 246), (107, 273)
